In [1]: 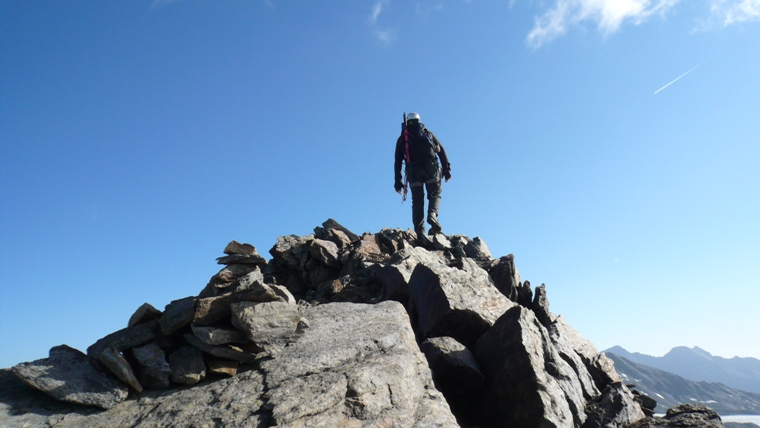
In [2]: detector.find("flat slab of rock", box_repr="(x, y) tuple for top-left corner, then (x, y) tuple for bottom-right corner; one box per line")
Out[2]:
(87, 319), (158, 358)
(261, 301), (458, 427)
(191, 324), (248, 346)
(223, 240), (258, 256)
(1, 367), (270, 428)
(12, 345), (128, 409)
(184, 333), (257, 364)
(160, 296), (196, 336)
(408, 257), (514, 348)
(98, 347), (143, 392)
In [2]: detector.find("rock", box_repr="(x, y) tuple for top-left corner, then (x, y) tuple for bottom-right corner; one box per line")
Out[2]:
(553, 315), (621, 390)
(547, 320), (600, 401)
(489, 254), (532, 305)
(223, 240), (258, 255)
(583, 382), (646, 428)
(633, 390), (658, 417)
(420, 336), (485, 427)
(216, 263), (258, 283)
(183, 333), (257, 364)
(464, 236), (492, 260)
(193, 293), (238, 326)
(206, 357), (238, 376)
(375, 246), (446, 302)
(309, 238), (341, 267)
(429, 233), (452, 251)
(270, 284), (296, 304)
(354, 233), (387, 262)
(215, 253), (268, 268)
(98, 347), (143, 392)
(261, 301), (458, 427)
(231, 301), (302, 348)
(127, 303), (162, 327)
(420, 336), (484, 395)
(11, 345), (128, 409)
(0, 367), (271, 427)
(315, 218), (360, 243)
(627, 404), (724, 428)
(474, 306), (589, 428)
(169, 345), (206, 385)
(87, 319), (158, 358)
(408, 257), (514, 348)
(131, 343), (171, 389)
(269, 234), (314, 270)
(235, 268), (265, 291)
(531, 283), (552, 327)
(191, 324), (248, 346)
(160, 296), (196, 336)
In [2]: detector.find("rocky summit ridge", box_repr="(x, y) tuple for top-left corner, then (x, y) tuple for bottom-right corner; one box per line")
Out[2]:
(1, 219), (726, 427)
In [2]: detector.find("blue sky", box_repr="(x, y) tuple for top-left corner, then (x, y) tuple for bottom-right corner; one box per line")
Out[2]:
(1, 0), (758, 369)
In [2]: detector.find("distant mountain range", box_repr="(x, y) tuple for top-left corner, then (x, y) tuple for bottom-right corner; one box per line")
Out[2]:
(605, 351), (760, 416)
(605, 346), (760, 394)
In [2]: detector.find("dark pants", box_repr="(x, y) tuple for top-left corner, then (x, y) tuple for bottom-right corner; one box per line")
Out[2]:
(408, 160), (442, 234)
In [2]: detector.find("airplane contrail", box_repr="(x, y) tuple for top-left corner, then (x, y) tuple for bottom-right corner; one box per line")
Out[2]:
(653, 62), (705, 95)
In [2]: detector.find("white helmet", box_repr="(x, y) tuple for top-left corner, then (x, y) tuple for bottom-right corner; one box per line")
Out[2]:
(407, 112), (420, 122)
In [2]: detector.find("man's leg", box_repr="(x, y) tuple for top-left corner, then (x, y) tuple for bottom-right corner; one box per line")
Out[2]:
(411, 183), (426, 237)
(426, 179), (442, 234)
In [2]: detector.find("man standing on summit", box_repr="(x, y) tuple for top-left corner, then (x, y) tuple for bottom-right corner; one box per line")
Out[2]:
(394, 112), (451, 237)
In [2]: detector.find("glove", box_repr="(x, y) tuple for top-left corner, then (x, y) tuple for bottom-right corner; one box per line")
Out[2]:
(394, 180), (403, 193)
(443, 168), (451, 182)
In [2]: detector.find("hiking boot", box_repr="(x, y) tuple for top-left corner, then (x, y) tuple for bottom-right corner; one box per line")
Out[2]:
(427, 213), (442, 235)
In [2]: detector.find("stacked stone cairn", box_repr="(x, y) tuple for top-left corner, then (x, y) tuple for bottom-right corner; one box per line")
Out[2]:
(9, 219), (717, 428)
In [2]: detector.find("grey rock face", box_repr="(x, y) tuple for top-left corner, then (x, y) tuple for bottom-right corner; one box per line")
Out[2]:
(261, 301), (458, 427)
(310, 238), (341, 266)
(464, 236), (492, 260)
(12, 345), (128, 409)
(169, 345), (206, 385)
(474, 306), (589, 428)
(183, 333), (257, 364)
(1, 368), (270, 428)
(131, 343), (171, 389)
(531, 282), (553, 327)
(408, 257), (514, 348)
(552, 315), (621, 390)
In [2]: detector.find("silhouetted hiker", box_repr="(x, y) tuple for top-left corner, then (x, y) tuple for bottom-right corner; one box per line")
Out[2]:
(394, 112), (451, 237)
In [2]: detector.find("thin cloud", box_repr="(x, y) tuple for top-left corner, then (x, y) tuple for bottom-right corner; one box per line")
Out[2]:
(369, 0), (397, 45)
(711, 0), (760, 24)
(370, 0), (389, 24)
(527, 0), (681, 48)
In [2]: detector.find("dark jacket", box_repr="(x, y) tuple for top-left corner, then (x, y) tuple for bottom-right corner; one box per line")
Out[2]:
(394, 121), (450, 184)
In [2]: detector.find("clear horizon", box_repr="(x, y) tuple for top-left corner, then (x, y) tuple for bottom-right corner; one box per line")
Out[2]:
(1, 1), (759, 369)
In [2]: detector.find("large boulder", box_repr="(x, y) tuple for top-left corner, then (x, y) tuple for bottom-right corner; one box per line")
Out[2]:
(131, 343), (171, 389)
(627, 404), (725, 428)
(408, 257), (514, 348)
(86, 319), (158, 358)
(474, 306), (589, 428)
(261, 301), (458, 427)
(583, 382), (646, 428)
(488, 254), (532, 306)
(11, 345), (128, 410)
(374, 246), (447, 302)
